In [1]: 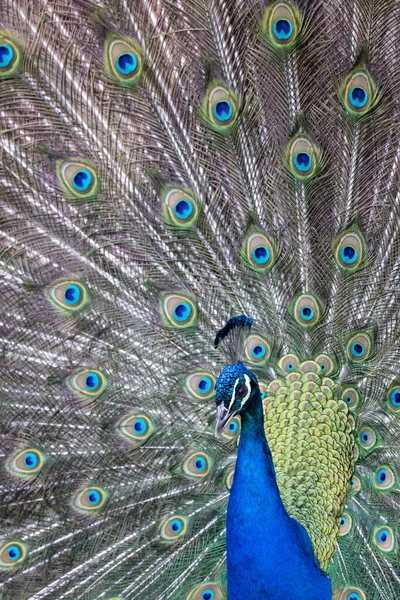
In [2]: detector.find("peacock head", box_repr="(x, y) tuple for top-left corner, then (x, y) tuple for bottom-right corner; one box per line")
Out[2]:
(214, 361), (258, 436)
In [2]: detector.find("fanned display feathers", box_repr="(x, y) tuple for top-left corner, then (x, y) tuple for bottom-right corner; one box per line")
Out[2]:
(0, 0), (400, 598)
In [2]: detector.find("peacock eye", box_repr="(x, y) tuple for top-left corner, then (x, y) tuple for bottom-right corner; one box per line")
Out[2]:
(104, 36), (143, 86)
(0, 540), (28, 568)
(0, 35), (22, 77)
(236, 385), (247, 397)
(72, 485), (109, 513)
(7, 448), (46, 478)
(160, 515), (188, 541)
(46, 279), (90, 313)
(187, 583), (222, 600)
(118, 412), (154, 447)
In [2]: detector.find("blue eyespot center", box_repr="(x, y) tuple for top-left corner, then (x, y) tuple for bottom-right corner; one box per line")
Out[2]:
(72, 169), (92, 191)
(88, 489), (101, 505)
(377, 469), (387, 482)
(64, 284), (81, 305)
(390, 389), (400, 406)
(361, 432), (369, 443)
(340, 244), (358, 264)
(134, 418), (147, 433)
(294, 152), (312, 171)
(300, 306), (314, 321)
(7, 545), (21, 561)
(174, 199), (193, 219)
(340, 517), (346, 526)
(252, 245), (270, 265)
(350, 479), (354, 486)
(85, 372), (100, 391)
(116, 52), (138, 75)
(0, 44), (14, 68)
(320, 363), (326, 371)
(213, 100), (233, 122)
(378, 529), (389, 543)
(24, 452), (38, 469)
(174, 302), (191, 322)
(228, 421), (238, 432)
(198, 377), (212, 393)
(348, 594), (360, 600)
(287, 363), (294, 371)
(351, 342), (364, 357)
(202, 591), (215, 600)
(349, 86), (368, 108)
(195, 457), (207, 471)
(171, 519), (183, 533)
(252, 344), (266, 358)
(345, 395), (352, 404)
(273, 18), (293, 40)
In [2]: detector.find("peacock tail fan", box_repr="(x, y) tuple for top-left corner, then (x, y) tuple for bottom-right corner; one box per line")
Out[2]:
(0, 0), (399, 599)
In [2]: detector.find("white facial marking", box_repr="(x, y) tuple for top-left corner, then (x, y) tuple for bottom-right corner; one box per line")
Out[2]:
(240, 374), (251, 408)
(228, 378), (240, 412)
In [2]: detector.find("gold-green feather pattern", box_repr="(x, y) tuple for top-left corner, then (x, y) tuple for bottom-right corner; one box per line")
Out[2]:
(263, 358), (355, 571)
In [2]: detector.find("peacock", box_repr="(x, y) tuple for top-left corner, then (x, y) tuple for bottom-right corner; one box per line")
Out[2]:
(1, 0), (399, 598)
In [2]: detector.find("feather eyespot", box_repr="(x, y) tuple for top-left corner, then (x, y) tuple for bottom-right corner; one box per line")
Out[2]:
(222, 416), (240, 439)
(162, 185), (199, 228)
(45, 279), (90, 313)
(314, 354), (335, 376)
(386, 385), (400, 415)
(187, 583), (223, 600)
(57, 160), (99, 201)
(333, 231), (365, 272)
(183, 453), (211, 478)
(339, 513), (352, 536)
(185, 372), (216, 400)
(118, 413), (154, 447)
(278, 353), (300, 373)
(341, 68), (377, 116)
(373, 465), (395, 491)
(263, 1), (301, 48)
(242, 231), (276, 273)
(349, 475), (361, 494)
(0, 541), (27, 569)
(341, 387), (360, 410)
(244, 334), (271, 365)
(67, 369), (108, 402)
(0, 34), (22, 77)
(160, 293), (197, 328)
(105, 36), (142, 86)
(339, 590), (366, 600)
(358, 426), (377, 451)
(73, 486), (108, 514)
(373, 526), (395, 552)
(160, 516), (187, 541)
(203, 82), (239, 132)
(346, 333), (371, 362)
(291, 293), (321, 327)
(286, 135), (320, 180)
(7, 448), (45, 478)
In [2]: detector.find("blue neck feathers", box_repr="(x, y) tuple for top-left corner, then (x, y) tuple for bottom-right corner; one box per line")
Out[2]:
(226, 386), (332, 600)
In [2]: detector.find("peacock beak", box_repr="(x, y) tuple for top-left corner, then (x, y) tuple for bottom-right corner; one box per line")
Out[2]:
(215, 404), (237, 438)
